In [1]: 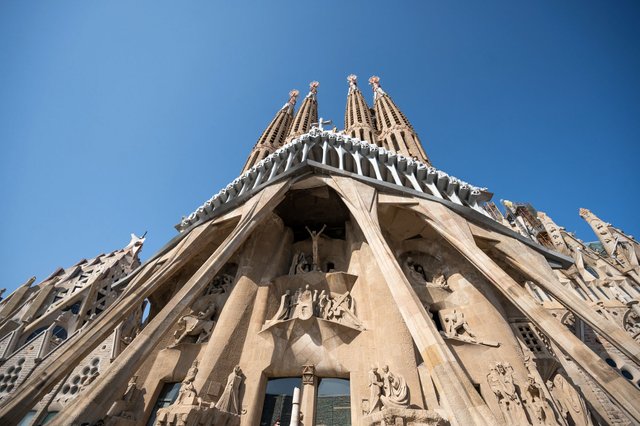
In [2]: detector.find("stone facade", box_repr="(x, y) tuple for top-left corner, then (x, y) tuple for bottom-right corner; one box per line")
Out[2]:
(0, 76), (638, 426)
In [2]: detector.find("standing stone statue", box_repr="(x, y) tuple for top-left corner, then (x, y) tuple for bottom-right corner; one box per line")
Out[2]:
(523, 375), (558, 426)
(548, 374), (593, 426)
(271, 290), (294, 322)
(176, 360), (199, 405)
(305, 225), (326, 271)
(215, 365), (244, 414)
(368, 366), (383, 414)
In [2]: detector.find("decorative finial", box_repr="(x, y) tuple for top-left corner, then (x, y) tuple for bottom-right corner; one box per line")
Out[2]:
(579, 208), (591, 217)
(347, 74), (358, 93)
(368, 76), (385, 99)
(368, 76), (381, 90)
(288, 89), (299, 106)
(309, 81), (319, 95)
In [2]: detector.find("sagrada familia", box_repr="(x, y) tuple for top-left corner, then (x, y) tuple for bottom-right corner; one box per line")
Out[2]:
(0, 75), (638, 426)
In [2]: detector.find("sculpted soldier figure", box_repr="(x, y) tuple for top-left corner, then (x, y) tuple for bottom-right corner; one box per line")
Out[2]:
(368, 366), (383, 414)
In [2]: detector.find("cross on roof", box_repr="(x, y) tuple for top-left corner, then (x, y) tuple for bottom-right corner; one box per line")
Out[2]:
(311, 117), (332, 131)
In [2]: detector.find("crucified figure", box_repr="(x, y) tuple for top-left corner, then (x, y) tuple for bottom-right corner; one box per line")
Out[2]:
(305, 224), (327, 271)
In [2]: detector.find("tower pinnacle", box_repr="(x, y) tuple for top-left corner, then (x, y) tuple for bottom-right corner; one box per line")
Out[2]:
(241, 89), (298, 173)
(285, 81), (319, 143)
(368, 76), (430, 164)
(344, 74), (377, 145)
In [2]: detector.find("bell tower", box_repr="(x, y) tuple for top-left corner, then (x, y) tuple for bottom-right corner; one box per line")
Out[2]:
(369, 76), (430, 164)
(242, 89), (298, 173)
(344, 74), (377, 146)
(285, 81), (319, 144)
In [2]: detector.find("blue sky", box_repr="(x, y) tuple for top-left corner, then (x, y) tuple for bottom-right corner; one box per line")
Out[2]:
(1, 1), (639, 293)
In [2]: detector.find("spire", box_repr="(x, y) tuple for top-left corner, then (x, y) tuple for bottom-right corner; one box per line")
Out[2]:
(580, 208), (640, 273)
(285, 81), (319, 143)
(537, 211), (570, 254)
(368, 76), (430, 164)
(344, 74), (377, 145)
(241, 90), (298, 173)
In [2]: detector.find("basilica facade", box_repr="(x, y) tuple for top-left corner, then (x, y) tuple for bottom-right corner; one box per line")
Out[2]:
(0, 76), (638, 426)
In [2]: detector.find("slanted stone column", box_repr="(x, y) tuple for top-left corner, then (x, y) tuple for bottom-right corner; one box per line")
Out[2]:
(409, 198), (640, 424)
(327, 176), (497, 426)
(300, 364), (317, 426)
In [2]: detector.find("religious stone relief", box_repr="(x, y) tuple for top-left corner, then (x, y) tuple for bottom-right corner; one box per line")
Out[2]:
(522, 355), (559, 426)
(171, 295), (217, 347)
(547, 373), (593, 426)
(367, 365), (409, 413)
(486, 362), (528, 424)
(623, 307), (640, 342)
(266, 285), (363, 329)
(205, 273), (234, 295)
(405, 257), (452, 292)
(438, 308), (499, 347)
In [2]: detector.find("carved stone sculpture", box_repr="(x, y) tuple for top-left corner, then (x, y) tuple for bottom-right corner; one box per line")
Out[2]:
(523, 374), (558, 426)
(440, 309), (499, 347)
(624, 307), (640, 341)
(176, 360), (200, 405)
(405, 257), (451, 291)
(267, 286), (363, 329)
(548, 373), (593, 426)
(406, 257), (428, 283)
(368, 366), (384, 414)
(215, 365), (243, 414)
(206, 273), (234, 295)
(289, 251), (311, 275)
(305, 224), (326, 271)
(486, 362), (528, 424)
(379, 365), (410, 409)
(171, 298), (216, 347)
(427, 273), (452, 291)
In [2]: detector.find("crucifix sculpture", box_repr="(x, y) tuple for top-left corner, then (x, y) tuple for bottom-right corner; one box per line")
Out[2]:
(305, 224), (327, 271)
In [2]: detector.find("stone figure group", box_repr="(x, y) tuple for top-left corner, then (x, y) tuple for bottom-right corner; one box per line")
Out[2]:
(439, 309), (499, 347)
(154, 362), (244, 424)
(367, 365), (410, 414)
(205, 273), (234, 295)
(171, 296), (217, 347)
(268, 285), (362, 329)
(486, 362), (529, 424)
(487, 360), (591, 426)
(405, 257), (451, 291)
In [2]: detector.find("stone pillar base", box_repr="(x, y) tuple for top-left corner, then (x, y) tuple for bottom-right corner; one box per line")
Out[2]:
(155, 403), (240, 426)
(362, 407), (449, 426)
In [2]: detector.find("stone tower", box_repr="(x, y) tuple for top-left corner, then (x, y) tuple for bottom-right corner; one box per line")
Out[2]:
(344, 74), (377, 146)
(285, 81), (319, 144)
(242, 90), (298, 173)
(0, 76), (638, 426)
(369, 76), (430, 164)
